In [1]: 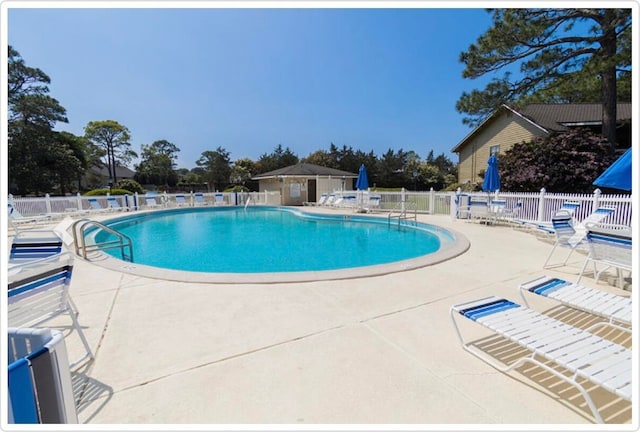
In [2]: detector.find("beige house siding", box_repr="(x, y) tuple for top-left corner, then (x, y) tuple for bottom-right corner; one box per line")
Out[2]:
(457, 111), (547, 185)
(257, 176), (353, 205)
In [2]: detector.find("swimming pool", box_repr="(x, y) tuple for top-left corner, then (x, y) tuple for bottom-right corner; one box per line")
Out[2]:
(90, 207), (469, 283)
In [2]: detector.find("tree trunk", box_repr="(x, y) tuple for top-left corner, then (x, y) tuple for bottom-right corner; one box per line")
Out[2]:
(601, 10), (618, 153)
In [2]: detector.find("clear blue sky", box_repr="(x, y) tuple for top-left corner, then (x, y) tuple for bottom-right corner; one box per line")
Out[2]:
(6, 4), (496, 170)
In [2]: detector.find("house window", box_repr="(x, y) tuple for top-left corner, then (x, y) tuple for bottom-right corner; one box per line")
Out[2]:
(490, 145), (500, 156)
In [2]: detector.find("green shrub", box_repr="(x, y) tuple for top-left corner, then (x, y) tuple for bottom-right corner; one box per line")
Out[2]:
(225, 185), (250, 193)
(85, 188), (132, 196)
(116, 179), (144, 194)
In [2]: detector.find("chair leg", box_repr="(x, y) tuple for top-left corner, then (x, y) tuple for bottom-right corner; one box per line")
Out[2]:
(543, 243), (560, 268)
(67, 304), (94, 368)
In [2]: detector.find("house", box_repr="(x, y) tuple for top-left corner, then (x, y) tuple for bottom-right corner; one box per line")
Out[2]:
(82, 165), (136, 190)
(252, 163), (358, 206)
(451, 103), (632, 185)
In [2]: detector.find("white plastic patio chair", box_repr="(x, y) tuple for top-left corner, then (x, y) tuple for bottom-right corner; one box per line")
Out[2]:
(543, 210), (590, 269)
(450, 295), (632, 424)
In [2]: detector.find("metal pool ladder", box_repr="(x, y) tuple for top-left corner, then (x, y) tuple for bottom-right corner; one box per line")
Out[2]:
(388, 201), (418, 227)
(72, 218), (134, 262)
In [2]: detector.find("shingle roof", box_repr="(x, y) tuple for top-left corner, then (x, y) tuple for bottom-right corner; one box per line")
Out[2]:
(252, 163), (358, 179)
(452, 102), (632, 153)
(520, 103), (632, 132)
(90, 165), (136, 178)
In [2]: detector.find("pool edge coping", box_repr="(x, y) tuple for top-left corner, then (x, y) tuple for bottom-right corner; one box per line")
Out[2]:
(81, 206), (471, 284)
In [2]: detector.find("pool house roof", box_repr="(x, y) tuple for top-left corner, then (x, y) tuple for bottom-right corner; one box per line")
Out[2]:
(252, 163), (358, 180)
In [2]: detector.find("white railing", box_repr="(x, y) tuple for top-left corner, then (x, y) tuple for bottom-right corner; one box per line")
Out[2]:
(7, 188), (631, 227)
(8, 191), (282, 215)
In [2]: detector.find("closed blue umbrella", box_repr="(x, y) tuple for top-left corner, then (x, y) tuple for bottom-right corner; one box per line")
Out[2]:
(356, 164), (369, 190)
(482, 155), (500, 192)
(594, 148), (632, 191)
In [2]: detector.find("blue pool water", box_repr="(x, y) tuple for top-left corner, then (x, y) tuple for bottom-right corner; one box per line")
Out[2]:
(94, 207), (453, 273)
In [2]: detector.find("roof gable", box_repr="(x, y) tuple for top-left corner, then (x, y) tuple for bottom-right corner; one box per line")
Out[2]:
(452, 102), (632, 153)
(252, 163), (358, 179)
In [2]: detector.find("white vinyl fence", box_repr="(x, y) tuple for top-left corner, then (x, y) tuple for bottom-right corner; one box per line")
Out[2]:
(8, 187), (632, 227)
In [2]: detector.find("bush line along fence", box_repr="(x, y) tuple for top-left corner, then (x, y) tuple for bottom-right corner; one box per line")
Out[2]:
(8, 188), (632, 227)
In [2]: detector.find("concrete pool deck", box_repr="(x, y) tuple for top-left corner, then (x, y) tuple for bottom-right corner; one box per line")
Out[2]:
(6, 208), (635, 427)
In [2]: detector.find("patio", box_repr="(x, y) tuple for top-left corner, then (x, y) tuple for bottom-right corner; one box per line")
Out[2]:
(7, 210), (634, 427)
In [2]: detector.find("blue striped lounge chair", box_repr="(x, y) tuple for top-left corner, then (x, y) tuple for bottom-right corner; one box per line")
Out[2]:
(468, 199), (490, 223)
(8, 254), (93, 368)
(7, 203), (52, 228)
(543, 210), (591, 269)
(577, 224), (632, 288)
(517, 201), (581, 233)
(450, 295), (632, 423)
(519, 275), (631, 331)
(9, 230), (63, 272)
(106, 196), (123, 211)
(194, 192), (206, 206)
(87, 197), (109, 213)
(175, 194), (188, 206)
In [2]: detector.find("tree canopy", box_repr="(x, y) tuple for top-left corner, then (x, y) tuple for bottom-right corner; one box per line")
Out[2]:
(84, 120), (137, 184)
(7, 46), (87, 195)
(135, 140), (180, 187)
(457, 8), (631, 147)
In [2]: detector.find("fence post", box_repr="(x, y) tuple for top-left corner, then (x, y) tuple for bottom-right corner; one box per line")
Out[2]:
(44, 193), (52, 214)
(593, 188), (601, 211)
(537, 188), (546, 222)
(76, 193), (82, 211)
(429, 188), (435, 214)
(450, 191), (458, 219)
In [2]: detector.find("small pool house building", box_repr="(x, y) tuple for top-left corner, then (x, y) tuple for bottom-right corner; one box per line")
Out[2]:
(252, 163), (358, 206)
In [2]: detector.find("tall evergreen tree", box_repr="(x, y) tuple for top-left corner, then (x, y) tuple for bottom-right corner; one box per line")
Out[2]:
(457, 8), (631, 149)
(8, 46), (72, 194)
(84, 120), (137, 183)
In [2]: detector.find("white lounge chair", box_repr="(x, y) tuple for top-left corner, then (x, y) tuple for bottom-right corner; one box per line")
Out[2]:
(106, 196), (123, 211)
(450, 295), (632, 424)
(468, 199), (490, 223)
(566, 206), (616, 247)
(577, 224), (632, 288)
(8, 203), (52, 228)
(366, 195), (381, 212)
(145, 194), (160, 209)
(214, 193), (225, 205)
(194, 192), (206, 206)
(316, 193), (328, 206)
(87, 197), (109, 213)
(8, 253), (93, 368)
(175, 194), (188, 206)
(515, 201), (581, 232)
(519, 275), (631, 330)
